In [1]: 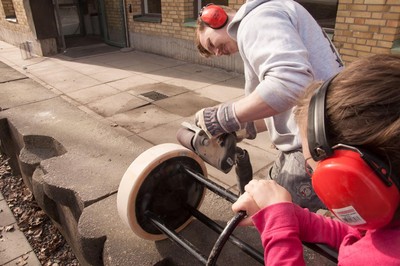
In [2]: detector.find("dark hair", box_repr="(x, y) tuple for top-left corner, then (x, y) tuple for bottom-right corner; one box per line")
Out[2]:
(296, 54), (400, 168)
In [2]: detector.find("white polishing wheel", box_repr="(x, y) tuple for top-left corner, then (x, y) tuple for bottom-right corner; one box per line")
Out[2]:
(117, 143), (207, 241)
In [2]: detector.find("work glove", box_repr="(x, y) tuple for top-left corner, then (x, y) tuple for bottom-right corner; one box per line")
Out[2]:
(235, 123), (257, 142)
(195, 102), (257, 140)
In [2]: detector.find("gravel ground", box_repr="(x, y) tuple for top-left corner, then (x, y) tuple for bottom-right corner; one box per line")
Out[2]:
(0, 153), (80, 266)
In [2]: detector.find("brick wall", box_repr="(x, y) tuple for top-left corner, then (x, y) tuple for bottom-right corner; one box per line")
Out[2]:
(104, 0), (125, 43)
(127, 0), (191, 41)
(0, 0), (29, 33)
(105, 0), (124, 30)
(0, 0), (57, 56)
(2, 0), (398, 65)
(228, 0), (245, 10)
(126, 0), (245, 42)
(2, 0), (15, 17)
(334, 0), (400, 64)
(127, 0), (399, 66)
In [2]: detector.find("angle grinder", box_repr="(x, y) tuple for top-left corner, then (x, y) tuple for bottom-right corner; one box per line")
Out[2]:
(176, 122), (237, 174)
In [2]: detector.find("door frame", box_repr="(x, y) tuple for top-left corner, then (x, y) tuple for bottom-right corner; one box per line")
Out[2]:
(97, 0), (127, 48)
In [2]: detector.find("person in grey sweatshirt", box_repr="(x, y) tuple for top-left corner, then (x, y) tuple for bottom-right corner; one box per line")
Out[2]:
(194, 0), (343, 212)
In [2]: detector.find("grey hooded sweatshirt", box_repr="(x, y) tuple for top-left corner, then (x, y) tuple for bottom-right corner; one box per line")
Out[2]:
(227, 0), (343, 151)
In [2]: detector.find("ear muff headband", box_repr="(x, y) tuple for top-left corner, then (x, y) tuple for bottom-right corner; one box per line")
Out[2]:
(199, 4), (228, 30)
(307, 76), (400, 230)
(307, 75), (336, 161)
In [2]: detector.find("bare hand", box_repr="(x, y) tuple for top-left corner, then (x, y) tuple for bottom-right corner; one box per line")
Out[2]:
(232, 179), (292, 226)
(231, 192), (260, 226)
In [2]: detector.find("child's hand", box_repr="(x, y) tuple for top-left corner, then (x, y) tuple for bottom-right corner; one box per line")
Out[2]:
(231, 192), (260, 226)
(232, 180), (292, 226)
(245, 179), (292, 209)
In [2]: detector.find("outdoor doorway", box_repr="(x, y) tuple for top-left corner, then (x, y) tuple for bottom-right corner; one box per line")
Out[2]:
(56, 0), (103, 48)
(56, 0), (127, 49)
(98, 0), (127, 48)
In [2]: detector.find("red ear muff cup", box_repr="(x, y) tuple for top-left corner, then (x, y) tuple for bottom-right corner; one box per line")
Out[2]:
(200, 5), (228, 29)
(312, 149), (400, 230)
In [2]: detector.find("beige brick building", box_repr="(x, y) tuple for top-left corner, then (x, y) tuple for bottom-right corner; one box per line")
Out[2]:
(0, 0), (399, 68)
(334, 0), (400, 62)
(0, 0), (58, 56)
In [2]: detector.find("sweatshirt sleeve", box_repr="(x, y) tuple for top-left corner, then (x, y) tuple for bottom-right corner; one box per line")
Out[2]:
(252, 202), (358, 265)
(237, 6), (314, 113)
(252, 202), (306, 265)
(291, 204), (359, 249)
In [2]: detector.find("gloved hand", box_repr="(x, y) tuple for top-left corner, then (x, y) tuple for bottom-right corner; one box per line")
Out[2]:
(235, 122), (257, 142)
(195, 102), (257, 140)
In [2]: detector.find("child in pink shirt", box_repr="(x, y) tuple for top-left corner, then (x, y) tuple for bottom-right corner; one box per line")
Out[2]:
(232, 54), (400, 265)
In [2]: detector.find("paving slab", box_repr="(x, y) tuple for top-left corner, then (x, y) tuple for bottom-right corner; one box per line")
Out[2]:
(0, 198), (17, 226)
(0, 193), (40, 266)
(3, 251), (41, 266)
(87, 92), (149, 118)
(0, 78), (56, 110)
(0, 224), (38, 265)
(0, 61), (27, 83)
(153, 91), (220, 117)
(66, 84), (120, 105)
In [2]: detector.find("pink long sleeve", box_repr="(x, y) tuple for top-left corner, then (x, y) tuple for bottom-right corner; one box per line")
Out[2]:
(252, 202), (308, 265)
(252, 202), (400, 265)
(337, 218), (400, 265)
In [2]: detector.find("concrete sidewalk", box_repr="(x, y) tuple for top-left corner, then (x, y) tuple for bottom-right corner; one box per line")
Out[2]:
(0, 41), (334, 266)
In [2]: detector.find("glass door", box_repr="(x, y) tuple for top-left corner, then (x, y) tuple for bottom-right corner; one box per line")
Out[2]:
(58, 0), (83, 36)
(98, 0), (127, 47)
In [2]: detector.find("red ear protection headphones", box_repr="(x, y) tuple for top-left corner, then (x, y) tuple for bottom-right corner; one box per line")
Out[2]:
(307, 76), (400, 230)
(199, 4), (228, 29)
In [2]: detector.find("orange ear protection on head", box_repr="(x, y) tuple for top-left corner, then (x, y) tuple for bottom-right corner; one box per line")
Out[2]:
(307, 76), (400, 230)
(199, 4), (228, 29)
